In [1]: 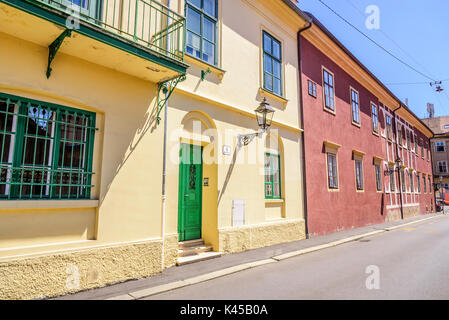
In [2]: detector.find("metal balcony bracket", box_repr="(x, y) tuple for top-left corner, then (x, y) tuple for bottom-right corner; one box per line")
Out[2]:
(46, 29), (72, 78)
(201, 68), (211, 81)
(156, 74), (186, 125)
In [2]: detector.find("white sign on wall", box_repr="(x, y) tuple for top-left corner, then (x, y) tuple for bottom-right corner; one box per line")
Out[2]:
(232, 199), (245, 227)
(222, 145), (231, 155)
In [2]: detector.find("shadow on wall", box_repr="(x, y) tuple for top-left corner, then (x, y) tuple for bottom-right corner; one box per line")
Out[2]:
(99, 91), (160, 205)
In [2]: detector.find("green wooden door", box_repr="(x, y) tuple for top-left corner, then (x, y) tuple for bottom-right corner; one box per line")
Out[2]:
(178, 143), (203, 241)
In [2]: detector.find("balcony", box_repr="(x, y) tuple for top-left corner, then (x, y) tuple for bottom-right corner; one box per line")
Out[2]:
(0, 0), (188, 82)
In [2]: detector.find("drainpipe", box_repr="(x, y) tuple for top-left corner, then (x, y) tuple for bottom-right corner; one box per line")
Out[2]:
(297, 19), (312, 238)
(393, 104), (404, 220)
(160, 0), (171, 270)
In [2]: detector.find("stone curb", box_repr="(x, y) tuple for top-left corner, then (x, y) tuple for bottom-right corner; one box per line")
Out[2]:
(106, 214), (444, 300)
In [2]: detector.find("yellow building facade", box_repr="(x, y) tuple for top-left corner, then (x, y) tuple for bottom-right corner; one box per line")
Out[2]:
(0, 0), (309, 299)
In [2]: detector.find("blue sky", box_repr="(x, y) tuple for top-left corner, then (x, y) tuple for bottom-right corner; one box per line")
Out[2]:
(296, 0), (449, 118)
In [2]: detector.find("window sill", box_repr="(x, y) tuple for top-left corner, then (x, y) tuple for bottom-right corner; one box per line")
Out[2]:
(323, 106), (336, 116)
(351, 121), (361, 128)
(265, 198), (284, 204)
(0, 199), (99, 210)
(185, 54), (226, 81)
(258, 88), (288, 105)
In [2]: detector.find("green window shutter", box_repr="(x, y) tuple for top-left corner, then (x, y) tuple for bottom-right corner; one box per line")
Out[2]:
(0, 92), (96, 200)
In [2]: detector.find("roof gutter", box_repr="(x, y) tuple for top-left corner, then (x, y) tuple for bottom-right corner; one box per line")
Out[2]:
(392, 104), (404, 220)
(297, 20), (312, 238)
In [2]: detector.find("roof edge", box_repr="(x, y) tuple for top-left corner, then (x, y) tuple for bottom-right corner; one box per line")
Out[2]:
(302, 11), (433, 136)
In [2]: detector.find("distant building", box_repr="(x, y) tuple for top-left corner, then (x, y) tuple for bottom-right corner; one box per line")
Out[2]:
(422, 116), (449, 195)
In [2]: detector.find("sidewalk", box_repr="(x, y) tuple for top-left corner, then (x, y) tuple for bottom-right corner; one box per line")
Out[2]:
(53, 212), (446, 300)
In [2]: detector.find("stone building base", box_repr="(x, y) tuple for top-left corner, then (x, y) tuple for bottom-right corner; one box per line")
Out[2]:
(218, 219), (306, 254)
(0, 239), (164, 300)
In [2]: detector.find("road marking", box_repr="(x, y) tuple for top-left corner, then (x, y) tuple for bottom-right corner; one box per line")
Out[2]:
(425, 229), (438, 233)
(403, 227), (416, 231)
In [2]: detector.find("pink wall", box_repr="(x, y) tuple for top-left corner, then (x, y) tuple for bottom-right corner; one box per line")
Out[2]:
(300, 37), (434, 236)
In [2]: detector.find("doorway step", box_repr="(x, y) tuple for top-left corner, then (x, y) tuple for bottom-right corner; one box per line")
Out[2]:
(176, 239), (222, 266)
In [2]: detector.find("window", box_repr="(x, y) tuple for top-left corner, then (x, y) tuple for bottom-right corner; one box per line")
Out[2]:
(438, 161), (448, 173)
(400, 169), (406, 192)
(308, 80), (317, 98)
(417, 173), (421, 192)
(375, 163), (382, 191)
(445, 124), (449, 129)
(409, 172), (414, 192)
(371, 103), (379, 133)
(423, 175), (427, 193)
(426, 144), (430, 160)
(264, 153), (281, 199)
(414, 135), (418, 154)
(322, 68), (335, 111)
(0, 93), (95, 199)
(397, 126), (403, 147)
(355, 159), (363, 190)
(350, 88), (360, 125)
(386, 115), (392, 140)
(421, 139), (424, 158)
(389, 165), (395, 191)
(406, 131), (411, 150)
(428, 176), (432, 193)
(436, 141), (446, 152)
(186, 0), (218, 65)
(263, 31), (282, 96)
(327, 152), (338, 189)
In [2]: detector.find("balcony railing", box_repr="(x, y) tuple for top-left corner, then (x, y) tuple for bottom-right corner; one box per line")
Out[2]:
(28, 0), (185, 63)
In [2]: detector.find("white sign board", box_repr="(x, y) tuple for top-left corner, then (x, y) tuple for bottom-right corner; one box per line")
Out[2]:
(222, 145), (231, 155)
(232, 199), (245, 227)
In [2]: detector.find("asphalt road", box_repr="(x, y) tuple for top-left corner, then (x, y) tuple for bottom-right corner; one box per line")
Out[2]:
(146, 215), (449, 300)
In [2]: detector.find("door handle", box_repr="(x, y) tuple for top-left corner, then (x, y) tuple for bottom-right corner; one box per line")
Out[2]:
(184, 194), (189, 197)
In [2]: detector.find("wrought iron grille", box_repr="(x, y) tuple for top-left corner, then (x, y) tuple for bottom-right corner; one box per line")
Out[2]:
(0, 93), (96, 200)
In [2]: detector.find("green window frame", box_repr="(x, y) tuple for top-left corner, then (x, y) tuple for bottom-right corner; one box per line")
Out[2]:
(262, 31), (283, 96)
(51, 0), (102, 20)
(0, 93), (96, 200)
(264, 152), (281, 199)
(185, 0), (218, 65)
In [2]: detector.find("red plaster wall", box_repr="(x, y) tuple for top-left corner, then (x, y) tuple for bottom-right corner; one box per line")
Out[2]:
(300, 36), (434, 236)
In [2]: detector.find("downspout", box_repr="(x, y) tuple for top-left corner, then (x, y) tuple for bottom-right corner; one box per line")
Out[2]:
(161, 0), (171, 270)
(392, 104), (404, 219)
(297, 20), (312, 238)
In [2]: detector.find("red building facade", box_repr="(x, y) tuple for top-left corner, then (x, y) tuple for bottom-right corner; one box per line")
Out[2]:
(299, 16), (434, 237)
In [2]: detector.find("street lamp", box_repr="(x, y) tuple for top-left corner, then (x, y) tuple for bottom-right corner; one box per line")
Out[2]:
(384, 157), (402, 176)
(238, 98), (275, 146)
(255, 98), (275, 131)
